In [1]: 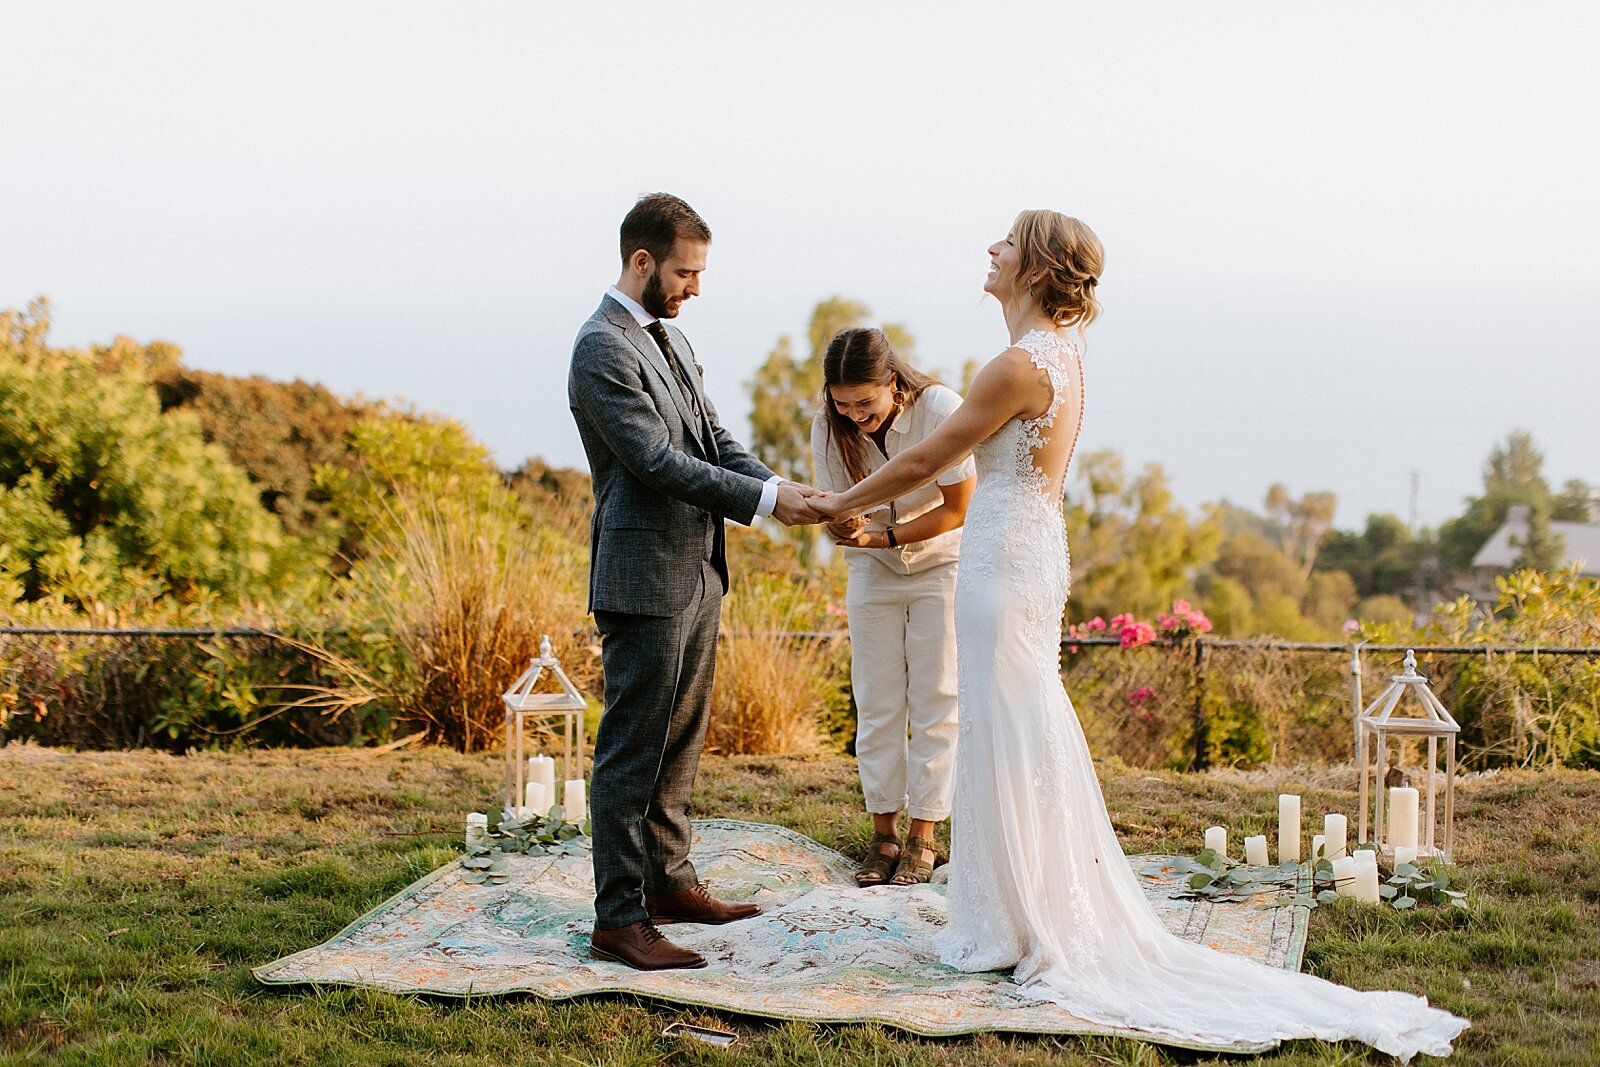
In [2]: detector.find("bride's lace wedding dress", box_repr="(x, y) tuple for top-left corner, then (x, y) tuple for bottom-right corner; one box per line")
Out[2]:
(931, 330), (1468, 1061)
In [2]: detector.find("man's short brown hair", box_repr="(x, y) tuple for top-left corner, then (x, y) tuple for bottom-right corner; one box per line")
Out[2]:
(620, 193), (711, 267)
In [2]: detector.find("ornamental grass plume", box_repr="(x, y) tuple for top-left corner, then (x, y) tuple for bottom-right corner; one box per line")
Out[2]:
(286, 482), (591, 753)
(707, 573), (845, 756)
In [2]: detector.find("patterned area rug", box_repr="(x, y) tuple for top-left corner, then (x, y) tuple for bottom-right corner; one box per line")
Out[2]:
(255, 820), (1308, 1053)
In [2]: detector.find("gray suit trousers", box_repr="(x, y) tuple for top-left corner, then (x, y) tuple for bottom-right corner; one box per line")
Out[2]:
(590, 560), (722, 930)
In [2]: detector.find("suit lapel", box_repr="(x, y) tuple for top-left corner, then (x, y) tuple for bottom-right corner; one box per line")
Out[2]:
(658, 324), (719, 457)
(599, 297), (703, 441)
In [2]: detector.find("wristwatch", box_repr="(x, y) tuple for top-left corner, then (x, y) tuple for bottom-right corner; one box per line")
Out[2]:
(885, 527), (899, 549)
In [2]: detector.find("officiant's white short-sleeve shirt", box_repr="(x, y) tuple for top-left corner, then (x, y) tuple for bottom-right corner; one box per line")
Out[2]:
(811, 383), (976, 576)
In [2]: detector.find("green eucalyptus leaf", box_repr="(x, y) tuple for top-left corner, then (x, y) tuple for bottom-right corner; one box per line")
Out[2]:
(1316, 890), (1341, 904)
(1393, 895), (1417, 910)
(1188, 872), (1215, 890)
(1379, 885), (1398, 899)
(460, 872), (488, 885)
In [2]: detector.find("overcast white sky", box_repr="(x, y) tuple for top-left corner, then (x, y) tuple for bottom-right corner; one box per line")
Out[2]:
(3, 2), (1596, 529)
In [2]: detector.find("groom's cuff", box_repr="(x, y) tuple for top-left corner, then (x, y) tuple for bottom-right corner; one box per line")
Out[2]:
(753, 475), (781, 519)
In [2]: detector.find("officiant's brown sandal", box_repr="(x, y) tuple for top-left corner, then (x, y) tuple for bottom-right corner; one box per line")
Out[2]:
(891, 835), (938, 885)
(855, 832), (901, 886)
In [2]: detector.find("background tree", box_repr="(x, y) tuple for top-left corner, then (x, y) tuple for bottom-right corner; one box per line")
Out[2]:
(1553, 478), (1598, 523)
(747, 297), (915, 483)
(1064, 450), (1222, 621)
(1438, 430), (1565, 573)
(1317, 512), (1432, 602)
(1263, 482), (1337, 581)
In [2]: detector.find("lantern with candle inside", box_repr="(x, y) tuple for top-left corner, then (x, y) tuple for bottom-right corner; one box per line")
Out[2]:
(1356, 649), (1459, 862)
(502, 635), (588, 820)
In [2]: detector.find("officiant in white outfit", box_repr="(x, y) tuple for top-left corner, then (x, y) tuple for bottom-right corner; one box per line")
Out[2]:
(810, 327), (975, 887)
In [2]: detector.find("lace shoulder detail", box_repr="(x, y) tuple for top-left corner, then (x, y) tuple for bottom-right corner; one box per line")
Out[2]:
(1012, 329), (1079, 430)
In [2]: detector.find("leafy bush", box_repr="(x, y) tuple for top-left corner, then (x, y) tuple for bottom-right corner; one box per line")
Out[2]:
(0, 302), (289, 607)
(1357, 567), (1600, 768)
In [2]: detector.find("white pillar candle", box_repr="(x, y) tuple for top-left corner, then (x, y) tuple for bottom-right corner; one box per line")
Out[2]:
(563, 779), (586, 820)
(1394, 845), (1418, 866)
(1352, 853), (1381, 903)
(1278, 794), (1301, 863)
(1311, 834), (1326, 861)
(1244, 835), (1269, 866)
(465, 812), (488, 848)
(1331, 856), (1357, 896)
(528, 755), (556, 792)
(1323, 813), (1348, 860)
(1204, 826), (1227, 858)
(524, 781), (550, 816)
(1388, 786), (1419, 848)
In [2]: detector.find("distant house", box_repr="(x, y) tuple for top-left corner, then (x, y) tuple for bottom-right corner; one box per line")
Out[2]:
(1466, 504), (1600, 600)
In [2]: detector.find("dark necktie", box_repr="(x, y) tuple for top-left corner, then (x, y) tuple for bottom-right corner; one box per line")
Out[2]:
(645, 320), (700, 416)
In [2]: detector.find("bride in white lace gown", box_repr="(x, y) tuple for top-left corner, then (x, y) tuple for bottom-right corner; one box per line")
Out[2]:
(812, 210), (1468, 1061)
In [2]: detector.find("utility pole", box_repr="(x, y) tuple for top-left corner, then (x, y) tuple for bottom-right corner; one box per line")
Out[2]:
(1408, 469), (1420, 531)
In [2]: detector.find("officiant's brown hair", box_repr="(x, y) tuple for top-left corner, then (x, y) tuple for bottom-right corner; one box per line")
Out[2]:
(1012, 209), (1103, 328)
(820, 328), (936, 486)
(620, 193), (712, 267)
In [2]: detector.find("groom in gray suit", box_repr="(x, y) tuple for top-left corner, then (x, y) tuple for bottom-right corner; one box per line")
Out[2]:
(568, 193), (821, 970)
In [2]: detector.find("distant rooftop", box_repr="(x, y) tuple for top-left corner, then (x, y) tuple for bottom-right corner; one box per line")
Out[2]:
(1471, 504), (1600, 576)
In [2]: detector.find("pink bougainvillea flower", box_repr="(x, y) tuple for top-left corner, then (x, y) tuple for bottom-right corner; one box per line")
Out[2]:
(1173, 599), (1193, 615)
(1343, 619), (1360, 636)
(1088, 616), (1107, 631)
(1187, 610), (1213, 633)
(1109, 613), (1135, 629)
(1157, 613), (1178, 630)
(1126, 686), (1155, 705)
(1120, 621), (1156, 648)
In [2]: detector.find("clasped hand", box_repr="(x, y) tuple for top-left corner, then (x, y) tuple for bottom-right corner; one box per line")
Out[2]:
(772, 486), (874, 545)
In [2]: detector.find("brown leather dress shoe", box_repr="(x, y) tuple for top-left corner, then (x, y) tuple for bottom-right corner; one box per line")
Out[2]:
(645, 882), (763, 925)
(589, 920), (707, 970)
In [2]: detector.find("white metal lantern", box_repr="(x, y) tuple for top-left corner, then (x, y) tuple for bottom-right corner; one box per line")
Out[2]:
(1356, 649), (1460, 862)
(502, 635), (587, 817)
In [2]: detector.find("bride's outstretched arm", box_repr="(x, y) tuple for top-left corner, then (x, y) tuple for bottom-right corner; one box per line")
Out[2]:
(816, 349), (1049, 519)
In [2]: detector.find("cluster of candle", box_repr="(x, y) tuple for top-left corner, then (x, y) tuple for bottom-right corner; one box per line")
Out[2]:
(1201, 787), (1426, 903)
(522, 754), (587, 820)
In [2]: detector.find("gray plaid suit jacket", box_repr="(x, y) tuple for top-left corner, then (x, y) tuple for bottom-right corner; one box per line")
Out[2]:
(568, 295), (776, 617)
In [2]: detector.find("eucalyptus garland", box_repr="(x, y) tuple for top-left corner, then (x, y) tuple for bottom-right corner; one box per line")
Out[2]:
(1143, 847), (1468, 912)
(458, 806), (593, 886)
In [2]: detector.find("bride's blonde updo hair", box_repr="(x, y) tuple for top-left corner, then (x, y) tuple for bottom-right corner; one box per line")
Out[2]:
(1011, 209), (1104, 328)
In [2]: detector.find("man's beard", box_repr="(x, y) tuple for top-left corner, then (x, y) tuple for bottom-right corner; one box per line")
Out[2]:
(640, 267), (677, 319)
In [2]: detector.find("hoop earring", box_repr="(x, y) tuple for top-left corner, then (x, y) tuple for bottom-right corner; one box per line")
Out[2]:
(891, 388), (906, 413)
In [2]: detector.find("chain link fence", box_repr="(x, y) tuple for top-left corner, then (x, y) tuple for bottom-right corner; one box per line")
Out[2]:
(4, 626), (1598, 769)
(1062, 637), (1600, 771)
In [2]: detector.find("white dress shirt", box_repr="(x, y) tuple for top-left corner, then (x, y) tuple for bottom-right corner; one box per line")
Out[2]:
(606, 286), (780, 519)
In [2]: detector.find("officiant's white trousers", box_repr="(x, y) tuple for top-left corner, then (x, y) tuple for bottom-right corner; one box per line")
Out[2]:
(846, 556), (959, 822)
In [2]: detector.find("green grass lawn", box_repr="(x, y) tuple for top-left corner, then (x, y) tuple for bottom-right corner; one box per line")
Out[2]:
(2, 744), (1597, 1066)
